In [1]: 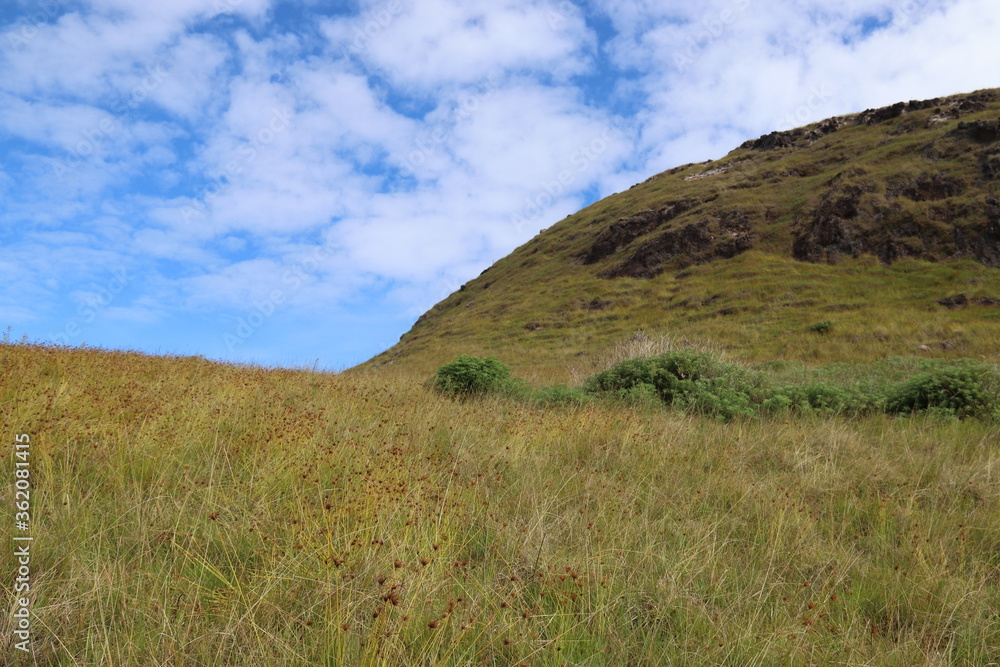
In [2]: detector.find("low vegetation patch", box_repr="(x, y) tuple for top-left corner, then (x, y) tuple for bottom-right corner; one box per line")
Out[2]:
(431, 354), (515, 398)
(434, 352), (1000, 421)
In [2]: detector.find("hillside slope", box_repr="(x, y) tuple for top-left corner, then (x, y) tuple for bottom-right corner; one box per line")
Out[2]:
(369, 89), (1000, 380)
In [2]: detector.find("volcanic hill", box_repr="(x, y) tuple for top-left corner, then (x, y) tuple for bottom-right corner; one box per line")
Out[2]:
(370, 89), (1000, 380)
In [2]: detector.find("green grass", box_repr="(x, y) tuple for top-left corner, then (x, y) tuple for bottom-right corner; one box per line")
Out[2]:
(2, 343), (999, 664)
(375, 251), (1000, 383)
(432, 351), (1000, 421)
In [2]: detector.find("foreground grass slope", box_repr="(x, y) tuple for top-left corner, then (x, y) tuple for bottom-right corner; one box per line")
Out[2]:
(370, 89), (1000, 380)
(2, 344), (998, 664)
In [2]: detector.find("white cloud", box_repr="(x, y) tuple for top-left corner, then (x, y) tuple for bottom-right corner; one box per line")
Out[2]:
(323, 0), (593, 89)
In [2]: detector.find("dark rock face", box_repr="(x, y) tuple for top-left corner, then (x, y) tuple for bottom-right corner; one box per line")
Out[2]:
(982, 149), (1000, 180)
(905, 98), (941, 112)
(580, 297), (614, 310)
(740, 119), (842, 152)
(794, 187), (1000, 266)
(580, 199), (697, 264)
(602, 209), (757, 279)
(938, 294), (968, 308)
(953, 120), (1000, 143)
(858, 102), (906, 125)
(889, 172), (965, 201)
(953, 197), (1000, 267)
(741, 130), (802, 151)
(792, 185), (867, 263)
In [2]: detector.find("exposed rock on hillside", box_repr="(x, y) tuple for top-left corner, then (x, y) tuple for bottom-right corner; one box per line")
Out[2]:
(602, 209), (759, 278)
(580, 199), (698, 264)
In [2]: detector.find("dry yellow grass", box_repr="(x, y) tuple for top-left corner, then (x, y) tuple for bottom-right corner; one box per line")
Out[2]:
(1, 343), (998, 665)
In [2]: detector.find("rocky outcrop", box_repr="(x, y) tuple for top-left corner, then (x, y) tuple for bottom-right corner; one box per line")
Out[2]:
(580, 199), (697, 264)
(740, 118), (842, 152)
(601, 209), (757, 278)
(888, 172), (965, 201)
(794, 186), (1000, 266)
(953, 197), (1000, 267)
(953, 119), (1000, 143)
(858, 102), (907, 125)
(982, 148), (1000, 180)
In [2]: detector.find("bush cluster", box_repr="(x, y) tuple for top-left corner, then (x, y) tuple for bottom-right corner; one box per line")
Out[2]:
(431, 353), (999, 421)
(885, 362), (999, 418)
(431, 355), (514, 399)
(582, 351), (764, 420)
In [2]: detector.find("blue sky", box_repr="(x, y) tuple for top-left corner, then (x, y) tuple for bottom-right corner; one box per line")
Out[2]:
(1, 0), (997, 369)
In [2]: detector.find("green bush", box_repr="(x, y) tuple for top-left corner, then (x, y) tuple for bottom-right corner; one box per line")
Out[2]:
(583, 351), (764, 420)
(885, 363), (999, 418)
(763, 382), (869, 415)
(809, 320), (834, 334)
(432, 356), (514, 399)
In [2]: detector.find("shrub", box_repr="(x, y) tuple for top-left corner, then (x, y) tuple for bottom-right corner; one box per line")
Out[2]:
(885, 362), (999, 418)
(432, 356), (513, 399)
(809, 320), (834, 334)
(583, 351), (764, 420)
(763, 382), (868, 415)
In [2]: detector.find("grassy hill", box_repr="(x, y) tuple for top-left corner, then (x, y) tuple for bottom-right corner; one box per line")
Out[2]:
(369, 89), (1000, 381)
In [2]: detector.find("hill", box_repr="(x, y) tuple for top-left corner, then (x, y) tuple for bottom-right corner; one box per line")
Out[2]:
(368, 89), (1000, 381)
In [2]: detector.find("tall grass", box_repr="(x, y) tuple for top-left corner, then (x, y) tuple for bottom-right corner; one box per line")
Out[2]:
(1, 343), (998, 664)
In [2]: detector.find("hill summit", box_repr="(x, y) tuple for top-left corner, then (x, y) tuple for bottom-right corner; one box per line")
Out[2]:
(369, 89), (1000, 380)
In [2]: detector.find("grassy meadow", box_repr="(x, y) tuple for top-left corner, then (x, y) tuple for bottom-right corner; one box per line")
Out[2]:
(2, 342), (998, 665)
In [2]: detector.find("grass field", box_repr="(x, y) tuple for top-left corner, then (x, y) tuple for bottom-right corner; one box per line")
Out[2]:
(2, 342), (998, 665)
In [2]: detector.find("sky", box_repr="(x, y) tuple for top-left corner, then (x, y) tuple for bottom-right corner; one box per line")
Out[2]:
(1, 0), (998, 370)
